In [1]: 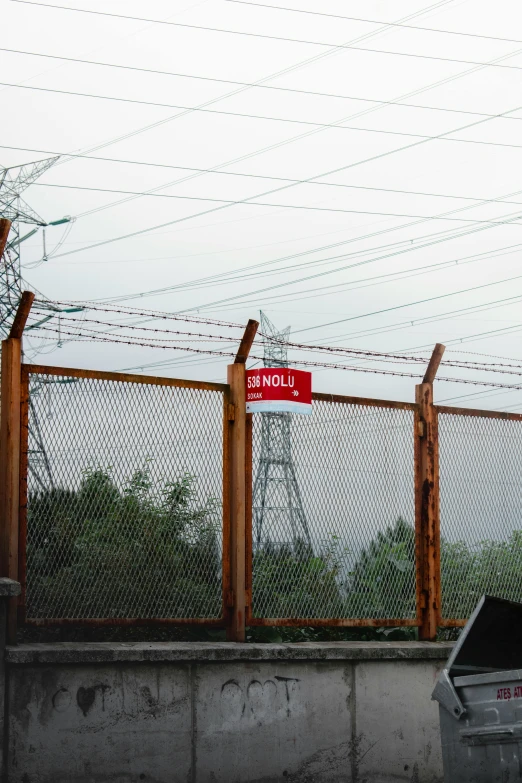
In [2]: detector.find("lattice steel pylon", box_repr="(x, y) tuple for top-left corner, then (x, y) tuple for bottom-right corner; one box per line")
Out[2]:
(0, 157), (59, 334)
(252, 312), (311, 549)
(0, 156), (60, 488)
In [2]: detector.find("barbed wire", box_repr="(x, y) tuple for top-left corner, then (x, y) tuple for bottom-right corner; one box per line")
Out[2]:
(33, 309), (522, 375)
(287, 342), (522, 375)
(29, 325), (522, 391)
(29, 311), (240, 343)
(281, 338), (522, 373)
(33, 299), (245, 330)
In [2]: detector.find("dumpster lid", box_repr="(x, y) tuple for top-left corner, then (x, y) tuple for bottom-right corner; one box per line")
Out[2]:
(432, 595), (522, 719)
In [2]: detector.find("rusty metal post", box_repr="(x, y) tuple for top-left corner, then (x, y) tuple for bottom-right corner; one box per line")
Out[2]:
(226, 319), (259, 641)
(415, 343), (445, 641)
(0, 292), (34, 643)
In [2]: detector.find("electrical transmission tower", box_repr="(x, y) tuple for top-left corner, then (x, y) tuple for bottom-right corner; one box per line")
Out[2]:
(0, 157), (60, 334)
(252, 312), (311, 549)
(0, 156), (63, 488)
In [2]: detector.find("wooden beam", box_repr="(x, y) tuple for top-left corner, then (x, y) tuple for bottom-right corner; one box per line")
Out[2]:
(422, 343), (445, 385)
(9, 291), (35, 339)
(234, 319), (259, 364)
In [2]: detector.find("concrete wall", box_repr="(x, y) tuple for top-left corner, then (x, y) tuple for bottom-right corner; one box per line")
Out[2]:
(4, 641), (452, 783)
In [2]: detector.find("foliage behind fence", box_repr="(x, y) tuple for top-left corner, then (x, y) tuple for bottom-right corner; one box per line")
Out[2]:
(15, 365), (522, 632)
(22, 367), (228, 623)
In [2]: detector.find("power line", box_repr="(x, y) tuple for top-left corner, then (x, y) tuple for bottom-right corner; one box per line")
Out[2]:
(100, 239), (522, 297)
(172, 206), (522, 313)
(39, 198), (521, 328)
(397, 322), (522, 356)
(224, 0), (522, 46)
(0, 74), (517, 151)
(5, 144), (522, 215)
(11, 1), (522, 73)
(447, 348), (522, 362)
(4, 78), (521, 157)
(5, 46), (522, 125)
(46, 101), (522, 260)
(26, 181), (522, 226)
(95, 173), (522, 302)
(292, 271), (522, 336)
(9, 4), (511, 236)
(16, 0), (454, 177)
(9, 145), (520, 308)
(215, 245), (522, 310)
(86, 207), (522, 314)
(12, 5), (520, 336)
(119, 353), (234, 374)
(321, 292), (522, 346)
(10, 1), (513, 233)
(438, 388), (520, 404)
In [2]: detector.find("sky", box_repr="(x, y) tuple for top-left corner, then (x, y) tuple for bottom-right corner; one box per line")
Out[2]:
(3, 0), (522, 408)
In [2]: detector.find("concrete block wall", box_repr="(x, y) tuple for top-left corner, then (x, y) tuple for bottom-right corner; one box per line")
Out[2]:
(4, 641), (452, 783)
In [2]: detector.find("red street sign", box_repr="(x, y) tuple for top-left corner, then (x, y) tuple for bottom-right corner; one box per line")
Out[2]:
(245, 367), (312, 414)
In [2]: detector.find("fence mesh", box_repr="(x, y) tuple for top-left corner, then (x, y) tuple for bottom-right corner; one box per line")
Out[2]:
(23, 370), (226, 621)
(250, 398), (416, 621)
(439, 410), (522, 620)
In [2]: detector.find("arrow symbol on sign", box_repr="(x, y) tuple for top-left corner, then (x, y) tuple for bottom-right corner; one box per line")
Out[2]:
(292, 390), (299, 397)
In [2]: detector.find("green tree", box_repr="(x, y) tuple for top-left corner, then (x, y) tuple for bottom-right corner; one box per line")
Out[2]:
(441, 531), (522, 619)
(27, 465), (221, 619)
(252, 538), (344, 619)
(346, 517), (416, 618)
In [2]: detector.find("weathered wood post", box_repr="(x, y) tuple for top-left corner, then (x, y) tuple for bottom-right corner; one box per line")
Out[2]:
(0, 284), (35, 643)
(226, 319), (258, 642)
(415, 343), (445, 641)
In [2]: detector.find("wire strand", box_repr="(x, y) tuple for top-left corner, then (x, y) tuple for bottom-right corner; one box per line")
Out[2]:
(30, 308), (522, 374)
(5, 47), (522, 125)
(27, 325), (522, 391)
(33, 299), (245, 329)
(11, 1), (522, 72)
(224, 0), (522, 46)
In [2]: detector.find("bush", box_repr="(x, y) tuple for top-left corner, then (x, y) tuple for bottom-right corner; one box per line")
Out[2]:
(28, 464), (521, 637)
(441, 531), (522, 618)
(251, 517), (416, 620)
(27, 465), (222, 619)
(252, 538), (345, 618)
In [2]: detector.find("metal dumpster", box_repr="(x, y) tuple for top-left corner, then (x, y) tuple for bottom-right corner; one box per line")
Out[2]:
(432, 595), (522, 782)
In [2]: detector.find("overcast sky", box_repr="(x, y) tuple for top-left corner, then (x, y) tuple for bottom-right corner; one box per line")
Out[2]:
(3, 0), (522, 408)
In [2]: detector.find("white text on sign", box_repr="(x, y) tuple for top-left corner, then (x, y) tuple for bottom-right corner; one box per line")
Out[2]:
(247, 374), (296, 389)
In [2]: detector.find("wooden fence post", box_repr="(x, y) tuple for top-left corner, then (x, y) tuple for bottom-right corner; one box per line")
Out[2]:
(415, 343), (444, 641)
(0, 290), (34, 643)
(226, 319), (258, 642)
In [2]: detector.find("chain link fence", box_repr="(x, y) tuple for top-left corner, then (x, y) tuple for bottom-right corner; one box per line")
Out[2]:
(17, 365), (522, 631)
(21, 366), (228, 623)
(438, 408), (522, 622)
(249, 394), (417, 624)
